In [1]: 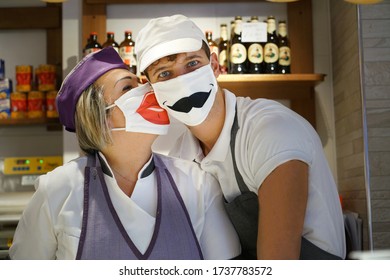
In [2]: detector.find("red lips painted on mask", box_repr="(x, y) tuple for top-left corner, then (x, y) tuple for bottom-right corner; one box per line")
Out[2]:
(136, 91), (170, 125)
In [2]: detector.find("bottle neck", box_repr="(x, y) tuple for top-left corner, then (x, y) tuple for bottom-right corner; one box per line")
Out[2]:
(220, 27), (228, 41)
(234, 20), (243, 35)
(278, 24), (287, 37)
(267, 19), (276, 34)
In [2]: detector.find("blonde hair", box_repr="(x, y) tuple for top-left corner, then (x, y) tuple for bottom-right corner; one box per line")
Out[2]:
(75, 84), (112, 154)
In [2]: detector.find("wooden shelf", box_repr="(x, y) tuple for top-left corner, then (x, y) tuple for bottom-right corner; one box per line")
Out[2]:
(218, 73), (324, 84)
(218, 73), (325, 99)
(0, 117), (62, 131)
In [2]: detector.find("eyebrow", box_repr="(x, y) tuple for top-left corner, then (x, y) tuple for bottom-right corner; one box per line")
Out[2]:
(114, 75), (133, 87)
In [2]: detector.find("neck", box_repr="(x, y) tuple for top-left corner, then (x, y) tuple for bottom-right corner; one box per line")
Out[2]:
(189, 89), (225, 156)
(101, 133), (156, 196)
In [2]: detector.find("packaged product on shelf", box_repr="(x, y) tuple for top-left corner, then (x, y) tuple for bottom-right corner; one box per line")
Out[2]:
(205, 30), (219, 56)
(102, 32), (119, 52)
(84, 32), (102, 57)
(10, 92), (27, 119)
(46, 90), (59, 118)
(36, 64), (57, 91)
(119, 30), (137, 74)
(229, 16), (247, 74)
(218, 24), (229, 74)
(16, 65), (33, 92)
(0, 78), (12, 119)
(242, 16), (267, 74)
(278, 20), (291, 74)
(27, 91), (45, 119)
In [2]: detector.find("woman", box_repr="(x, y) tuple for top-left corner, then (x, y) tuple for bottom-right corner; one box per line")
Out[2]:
(9, 47), (240, 260)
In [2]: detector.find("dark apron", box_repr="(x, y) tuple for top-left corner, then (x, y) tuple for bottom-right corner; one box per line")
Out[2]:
(224, 107), (342, 260)
(76, 152), (203, 260)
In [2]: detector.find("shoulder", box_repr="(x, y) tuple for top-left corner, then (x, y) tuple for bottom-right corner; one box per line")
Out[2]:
(36, 156), (87, 196)
(236, 97), (317, 150)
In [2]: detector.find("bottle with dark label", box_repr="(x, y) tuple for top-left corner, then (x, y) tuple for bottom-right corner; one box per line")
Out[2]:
(205, 30), (219, 57)
(102, 31), (119, 53)
(278, 20), (291, 74)
(246, 16), (264, 74)
(264, 16), (279, 74)
(119, 30), (137, 74)
(83, 32), (102, 57)
(229, 16), (247, 74)
(218, 23), (229, 74)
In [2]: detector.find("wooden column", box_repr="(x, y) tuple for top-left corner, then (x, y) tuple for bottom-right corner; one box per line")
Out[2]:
(287, 0), (315, 127)
(82, 0), (107, 49)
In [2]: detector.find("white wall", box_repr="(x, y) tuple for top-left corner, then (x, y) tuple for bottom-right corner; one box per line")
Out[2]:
(313, 0), (338, 180)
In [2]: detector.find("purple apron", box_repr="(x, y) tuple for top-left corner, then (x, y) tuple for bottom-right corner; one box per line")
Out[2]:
(76, 153), (203, 260)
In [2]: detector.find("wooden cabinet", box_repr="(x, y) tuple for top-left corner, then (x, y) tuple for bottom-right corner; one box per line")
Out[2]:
(0, 3), (62, 130)
(82, 0), (322, 127)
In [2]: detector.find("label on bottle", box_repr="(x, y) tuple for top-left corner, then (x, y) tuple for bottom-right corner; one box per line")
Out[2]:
(248, 43), (263, 63)
(264, 43), (279, 63)
(119, 46), (137, 66)
(242, 22), (267, 43)
(279, 46), (291, 66)
(230, 43), (247, 64)
(219, 50), (227, 66)
(218, 49), (228, 74)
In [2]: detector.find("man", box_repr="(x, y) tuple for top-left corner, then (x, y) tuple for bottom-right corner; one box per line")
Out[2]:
(135, 14), (346, 260)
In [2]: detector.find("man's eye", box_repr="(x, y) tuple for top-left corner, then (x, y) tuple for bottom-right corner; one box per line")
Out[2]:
(188, 60), (199, 67)
(158, 71), (170, 79)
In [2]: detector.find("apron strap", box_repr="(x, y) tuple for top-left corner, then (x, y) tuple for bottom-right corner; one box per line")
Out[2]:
(230, 106), (251, 194)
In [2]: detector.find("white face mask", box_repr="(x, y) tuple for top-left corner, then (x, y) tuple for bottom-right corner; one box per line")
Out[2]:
(152, 63), (218, 126)
(105, 83), (170, 135)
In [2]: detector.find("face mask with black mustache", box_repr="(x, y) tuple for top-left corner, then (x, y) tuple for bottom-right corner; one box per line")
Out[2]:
(152, 63), (218, 126)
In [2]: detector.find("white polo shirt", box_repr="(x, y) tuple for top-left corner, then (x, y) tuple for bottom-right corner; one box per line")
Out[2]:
(10, 153), (241, 260)
(168, 90), (346, 259)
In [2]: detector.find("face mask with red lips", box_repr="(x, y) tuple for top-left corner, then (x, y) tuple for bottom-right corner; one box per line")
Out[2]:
(105, 83), (170, 135)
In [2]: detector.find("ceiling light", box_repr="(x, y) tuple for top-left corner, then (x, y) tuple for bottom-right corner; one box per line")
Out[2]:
(344, 0), (383, 4)
(265, 0), (301, 2)
(40, 0), (68, 3)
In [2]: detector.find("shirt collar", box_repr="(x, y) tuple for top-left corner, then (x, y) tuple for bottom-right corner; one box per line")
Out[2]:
(98, 151), (155, 179)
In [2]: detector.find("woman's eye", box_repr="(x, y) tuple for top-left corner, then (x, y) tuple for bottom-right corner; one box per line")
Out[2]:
(122, 84), (133, 92)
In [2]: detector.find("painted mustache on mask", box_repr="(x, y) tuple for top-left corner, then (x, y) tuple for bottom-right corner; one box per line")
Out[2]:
(163, 84), (214, 113)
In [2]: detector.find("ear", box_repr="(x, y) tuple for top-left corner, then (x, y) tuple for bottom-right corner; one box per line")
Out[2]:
(210, 52), (221, 78)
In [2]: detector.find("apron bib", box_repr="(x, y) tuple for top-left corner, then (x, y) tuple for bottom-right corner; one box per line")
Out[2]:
(76, 153), (203, 260)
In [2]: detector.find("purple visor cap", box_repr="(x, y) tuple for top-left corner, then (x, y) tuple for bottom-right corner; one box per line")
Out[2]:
(56, 47), (128, 132)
